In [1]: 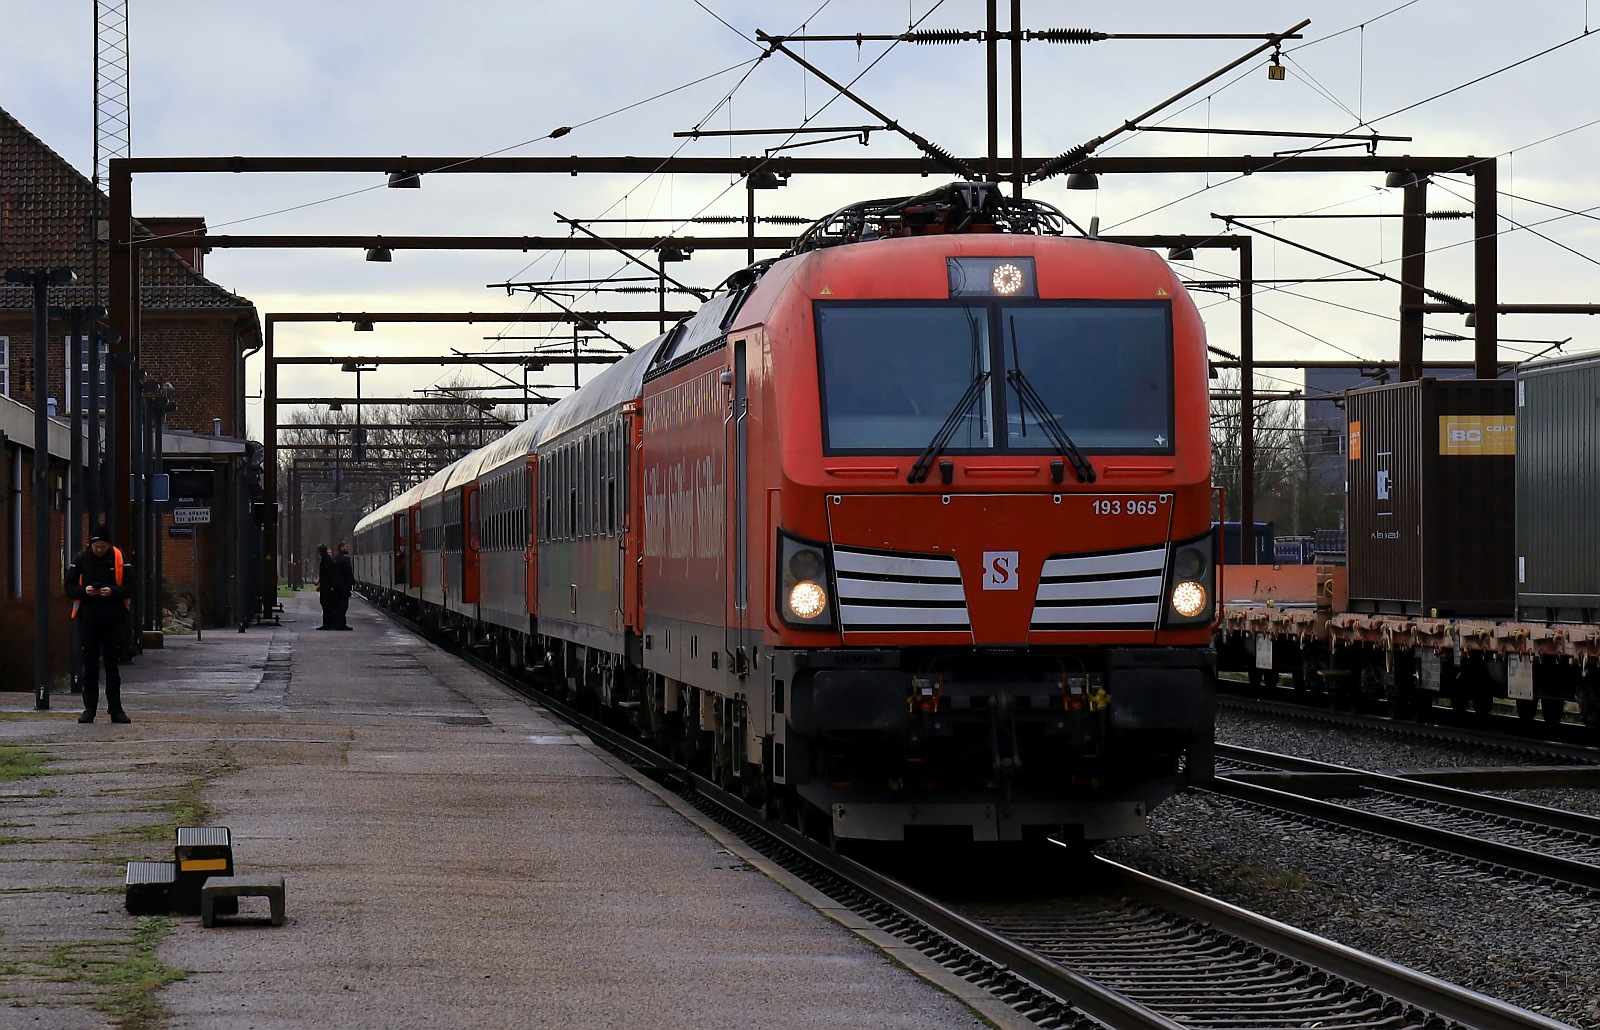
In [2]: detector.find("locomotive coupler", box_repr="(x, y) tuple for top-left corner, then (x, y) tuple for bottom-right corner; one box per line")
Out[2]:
(988, 691), (1021, 779)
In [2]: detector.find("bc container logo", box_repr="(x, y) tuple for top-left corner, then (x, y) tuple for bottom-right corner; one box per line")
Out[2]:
(1439, 415), (1516, 455)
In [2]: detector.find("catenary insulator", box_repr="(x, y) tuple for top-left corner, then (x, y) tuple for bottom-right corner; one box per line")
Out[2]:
(1032, 143), (1094, 182)
(905, 29), (981, 44)
(922, 141), (979, 180)
(1029, 28), (1107, 43)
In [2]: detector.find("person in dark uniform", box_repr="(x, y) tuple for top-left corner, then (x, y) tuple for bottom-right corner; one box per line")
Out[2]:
(332, 540), (355, 630)
(64, 528), (133, 724)
(315, 543), (337, 630)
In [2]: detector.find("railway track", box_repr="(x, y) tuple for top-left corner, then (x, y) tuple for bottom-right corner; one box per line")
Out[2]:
(1221, 693), (1600, 766)
(1214, 744), (1600, 893)
(377, 604), (1577, 1030)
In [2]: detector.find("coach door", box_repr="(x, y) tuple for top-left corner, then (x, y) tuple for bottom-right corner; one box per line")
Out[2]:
(408, 504), (423, 589)
(724, 340), (750, 671)
(525, 457), (539, 617)
(393, 511), (409, 586)
(462, 484), (482, 605)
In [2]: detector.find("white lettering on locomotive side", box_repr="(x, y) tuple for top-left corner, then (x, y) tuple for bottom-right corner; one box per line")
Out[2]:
(644, 376), (727, 560)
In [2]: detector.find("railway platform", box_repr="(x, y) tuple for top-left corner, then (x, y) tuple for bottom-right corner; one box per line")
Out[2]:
(0, 592), (1022, 1029)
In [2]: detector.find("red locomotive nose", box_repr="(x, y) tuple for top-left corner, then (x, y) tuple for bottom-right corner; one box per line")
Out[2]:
(823, 492), (1179, 646)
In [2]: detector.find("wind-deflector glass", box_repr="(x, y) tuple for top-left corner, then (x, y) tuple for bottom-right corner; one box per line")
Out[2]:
(817, 304), (993, 452)
(1002, 303), (1173, 454)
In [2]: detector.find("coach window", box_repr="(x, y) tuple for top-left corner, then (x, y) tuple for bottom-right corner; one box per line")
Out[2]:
(569, 443), (578, 540)
(544, 457), (553, 542)
(583, 434), (594, 538)
(595, 431), (604, 537)
(591, 431), (601, 538)
(549, 453), (559, 540)
(592, 432), (601, 538)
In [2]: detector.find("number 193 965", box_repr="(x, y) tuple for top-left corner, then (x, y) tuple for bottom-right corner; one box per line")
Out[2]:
(1092, 499), (1161, 516)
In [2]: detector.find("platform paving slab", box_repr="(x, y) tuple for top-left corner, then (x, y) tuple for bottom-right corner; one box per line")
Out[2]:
(2, 592), (1028, 1029)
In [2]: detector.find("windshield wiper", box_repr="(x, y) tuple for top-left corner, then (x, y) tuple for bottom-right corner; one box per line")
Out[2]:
(1007, 368), (1095, 482)
(1006, 315), (1094, 483)
(908, 372), (990, 483)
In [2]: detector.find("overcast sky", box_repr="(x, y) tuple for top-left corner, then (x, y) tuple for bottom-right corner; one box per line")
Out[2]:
(4, 1), (1598, 437)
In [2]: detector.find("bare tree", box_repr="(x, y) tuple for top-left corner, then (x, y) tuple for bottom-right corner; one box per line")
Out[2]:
(1209, 370), (1341, 536)
(275, 376), (542, 582)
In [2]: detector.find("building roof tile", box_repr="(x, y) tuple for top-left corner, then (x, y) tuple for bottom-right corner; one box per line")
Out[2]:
(0, 105), (258, 319)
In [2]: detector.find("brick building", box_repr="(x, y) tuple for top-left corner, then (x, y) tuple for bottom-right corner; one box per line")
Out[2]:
(1, 106), (262, 687)
(0, 397), (74, 693)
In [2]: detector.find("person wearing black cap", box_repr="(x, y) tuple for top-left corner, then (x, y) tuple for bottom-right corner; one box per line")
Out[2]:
(64, 528), (133, 724)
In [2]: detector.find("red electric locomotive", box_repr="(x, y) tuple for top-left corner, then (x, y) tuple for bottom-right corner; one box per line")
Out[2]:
(638, 184), (1216, 845)
(356, 182), (1217, 847)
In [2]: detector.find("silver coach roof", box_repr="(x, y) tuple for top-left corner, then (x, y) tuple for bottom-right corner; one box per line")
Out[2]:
(536, 336), (669, 445)
(354, 480), (427, 535)
(473, 409), (551, 478)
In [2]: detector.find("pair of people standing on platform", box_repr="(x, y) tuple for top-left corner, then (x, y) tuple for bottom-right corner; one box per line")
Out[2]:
(64, 528), (132, 724)
(316, 541), (354, 630)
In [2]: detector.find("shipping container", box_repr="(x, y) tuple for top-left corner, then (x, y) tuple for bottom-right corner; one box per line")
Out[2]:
(1215, 521), (1274, 564)
(1345, 378), (1514, 616)
(1274, 537), (1312, 564)
(1516, 351), (1600, 622)
(1311, 527), (1346, 565)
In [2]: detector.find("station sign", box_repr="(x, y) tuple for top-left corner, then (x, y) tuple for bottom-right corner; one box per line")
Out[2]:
(173, 507), (212, 525)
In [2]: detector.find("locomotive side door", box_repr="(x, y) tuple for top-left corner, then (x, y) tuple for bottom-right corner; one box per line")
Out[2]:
(724, 339), (750, 671)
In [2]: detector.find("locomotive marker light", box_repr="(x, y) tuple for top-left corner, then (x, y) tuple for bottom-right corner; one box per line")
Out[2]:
(991, 262), (1024, 296)
(947, 256), (1036, 298)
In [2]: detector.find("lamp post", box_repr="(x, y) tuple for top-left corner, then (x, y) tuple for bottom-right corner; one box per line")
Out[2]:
(341, 362), (376, 462)
(656, 245), (690, 334)
(138, 379), (176, 634)
(744, 170), (787, 264)
(4, 267), (76, 710)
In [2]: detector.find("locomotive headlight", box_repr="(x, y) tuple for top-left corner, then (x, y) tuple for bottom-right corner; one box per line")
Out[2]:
(991, 262), (1024, 296)
(789, 581), (828, 620)
(778, 529), (837, 630)
(1170, 580), (1208, 618)
(1161, 530), (1215, 628)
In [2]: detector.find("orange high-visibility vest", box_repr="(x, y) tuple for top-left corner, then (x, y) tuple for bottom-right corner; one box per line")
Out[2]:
(71, 547), (130, 617)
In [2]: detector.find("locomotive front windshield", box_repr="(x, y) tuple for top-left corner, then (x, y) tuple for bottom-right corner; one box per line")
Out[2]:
(817, 300), (1173, 455)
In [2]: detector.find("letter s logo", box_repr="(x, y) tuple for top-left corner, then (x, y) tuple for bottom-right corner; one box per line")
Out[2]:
(982, 551), (1019, 591)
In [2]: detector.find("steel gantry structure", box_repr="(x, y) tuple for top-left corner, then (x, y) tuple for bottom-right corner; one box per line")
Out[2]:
(106, 152), (1507, 624)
